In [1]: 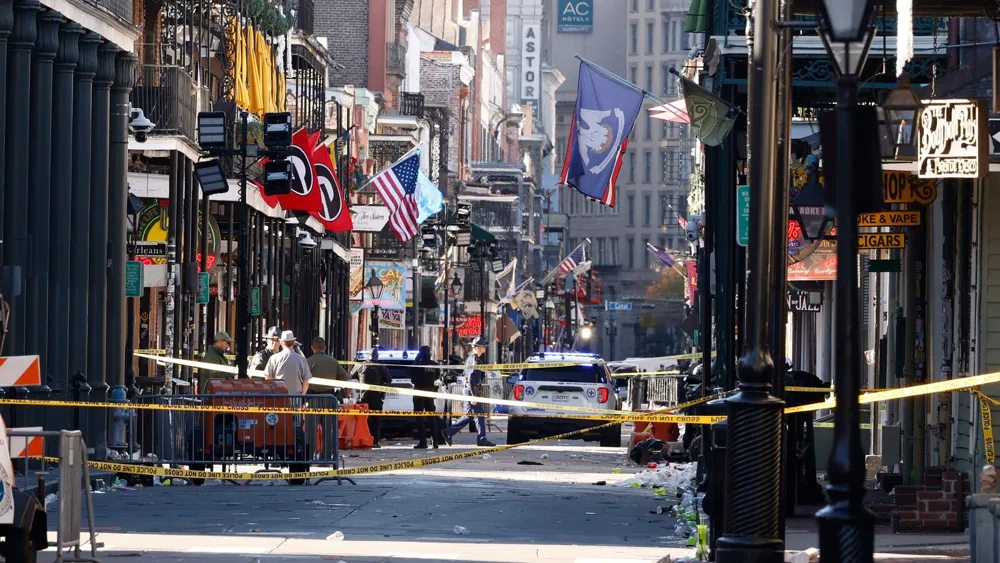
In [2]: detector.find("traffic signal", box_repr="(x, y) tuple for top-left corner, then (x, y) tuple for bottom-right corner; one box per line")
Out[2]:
(263, 160), (292, 196)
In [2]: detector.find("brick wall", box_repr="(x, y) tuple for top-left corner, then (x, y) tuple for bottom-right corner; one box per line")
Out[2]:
(891, 467), (970, 532)
(315, 0), (369, 86)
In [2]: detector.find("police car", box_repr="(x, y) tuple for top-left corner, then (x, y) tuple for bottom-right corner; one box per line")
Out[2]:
(355, 350), (455, 439)
(506, 352), (622, 447)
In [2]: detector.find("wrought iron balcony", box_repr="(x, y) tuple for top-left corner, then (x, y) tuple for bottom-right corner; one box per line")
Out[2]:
(387, 42), (406, 76)
(472, 201), (518, 232)
(131, 63), (209, 142)
(718, 0), (947, 37)
(401, 92), (424, 119)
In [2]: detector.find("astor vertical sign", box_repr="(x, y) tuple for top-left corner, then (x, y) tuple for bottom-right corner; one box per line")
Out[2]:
(917, 99), (988, 179)
(521, 24), (540, 110)
(558, 0), (593, 33)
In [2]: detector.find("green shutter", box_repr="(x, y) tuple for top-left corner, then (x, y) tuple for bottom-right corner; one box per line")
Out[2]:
(685, 0), (707, 34)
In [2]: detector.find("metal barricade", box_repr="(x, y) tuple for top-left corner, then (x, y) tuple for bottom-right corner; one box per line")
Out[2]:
(628, 375), (680, 409)
(119, 393), (346, 485)
(7, 429), (101, 562)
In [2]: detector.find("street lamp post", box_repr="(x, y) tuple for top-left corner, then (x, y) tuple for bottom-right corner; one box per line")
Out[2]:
(450, 273), (463, 356)
(365, 269), (385, 349)
(815, 0), (878, 561)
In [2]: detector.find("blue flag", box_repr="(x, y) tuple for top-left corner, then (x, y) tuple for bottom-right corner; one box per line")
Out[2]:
(559, 61), (645, 208)
(415, 169), (443, 224)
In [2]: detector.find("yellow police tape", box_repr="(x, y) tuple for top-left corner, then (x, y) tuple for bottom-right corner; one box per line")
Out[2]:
(783, 370), (1000, 414)
(973, 389), (996, 465)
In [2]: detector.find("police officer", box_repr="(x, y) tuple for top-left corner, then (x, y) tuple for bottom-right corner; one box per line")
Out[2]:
(443, 337), (495, 447)
(249, 326), (282, 372)
(362, 347), (393, 448)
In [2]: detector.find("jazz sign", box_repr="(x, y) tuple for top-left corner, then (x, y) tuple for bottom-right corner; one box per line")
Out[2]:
(917, 99), (988, 179)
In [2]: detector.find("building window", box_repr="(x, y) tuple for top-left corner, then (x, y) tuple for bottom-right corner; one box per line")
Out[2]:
(628, 151), (636, 183)
(570, 194), (578, 215)
(627, 238), (635, 269)
(631, 0), (638, 11)
(680, 152), (690, 179)
(660, 193), (668, 225)
(630, 23), (638, 54)
(628, 195), (635, 226)
(666, 73), (677, 96)
(570, 238), (578, 252)
(629, 64), (637, 85)
(611, 238), (619, 264)
(646, 22), (654, 54)
(668, 122), (676, 137)
(643, 238), (651, 268)
(645, 64), (653, 92)
(643, 151), (651, 183)
(597, 238), (606, 264)
(643, 194), (651, 226)
(679, 124), (688, 138)
(647, 0), (655, 10)
(660, 150), (668, 182)
(681, 31), (690, 51)
(662, 18), (670, 53)
(661, 120), (667, 139)
(672, 21), (679, 51)
(659, 235), (668, 251)
(645, 116), (652, 140)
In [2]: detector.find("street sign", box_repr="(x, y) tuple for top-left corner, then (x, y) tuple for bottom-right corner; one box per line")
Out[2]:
(867, 259), (902, 273)
(125, 261), (143, 298)
(737, 185), (750, 246)
(250, 287), (260, 316)
(606, 301), (632, 311)
(197, 272), (210, 304)
(858, 233), (905, 249)
(858, 211), (921, 227)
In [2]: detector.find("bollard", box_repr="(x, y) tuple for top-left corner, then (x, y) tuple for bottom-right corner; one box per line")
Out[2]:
(969, 493), (1000, 563)
(991, 499), (1000, 563)
(71, 370), (91, 431)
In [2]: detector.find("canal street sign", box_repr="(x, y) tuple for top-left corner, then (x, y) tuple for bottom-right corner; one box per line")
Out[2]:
(858, 233), (905, 249)
(606, 301), (633, 311)
(882, 171), (937, 204)
(250, 287), (260, 316)
(737, 185), (750, 246)
(125, 261), (143, 298)
(858, 211), (921, 227)
(917, 99), (988, 179)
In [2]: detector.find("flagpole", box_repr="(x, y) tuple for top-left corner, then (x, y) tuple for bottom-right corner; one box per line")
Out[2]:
(354, 144), (423, 193)
(575, 55), (669, 106)
(668, 67), (744, 116)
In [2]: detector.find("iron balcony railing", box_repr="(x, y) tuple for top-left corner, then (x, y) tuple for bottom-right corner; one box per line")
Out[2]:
(131, 63), (210, 142)
(387, 42), (406, 76)
(295, 0), (315, 34)
(401, 92), (424, 118)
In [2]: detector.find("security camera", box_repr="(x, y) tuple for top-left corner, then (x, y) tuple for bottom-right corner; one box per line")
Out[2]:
(128, 107), (155, 143)
(685, 215), (704, 242)
(295, 227), (317, 249)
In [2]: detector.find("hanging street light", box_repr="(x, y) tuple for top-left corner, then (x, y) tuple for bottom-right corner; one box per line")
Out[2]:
(880, 72), (923, 161)
(790, 155), (833, 241)
(365, 269), (385, 348)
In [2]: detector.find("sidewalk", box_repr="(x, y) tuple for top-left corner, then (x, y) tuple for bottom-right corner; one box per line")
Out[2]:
(786, 523), (969, 561)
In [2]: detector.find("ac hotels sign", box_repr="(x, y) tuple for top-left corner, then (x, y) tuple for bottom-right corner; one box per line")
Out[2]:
(917, 99), (988, 179)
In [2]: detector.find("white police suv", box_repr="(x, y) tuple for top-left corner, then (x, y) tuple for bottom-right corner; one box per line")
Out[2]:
(506, 352), (622, 447)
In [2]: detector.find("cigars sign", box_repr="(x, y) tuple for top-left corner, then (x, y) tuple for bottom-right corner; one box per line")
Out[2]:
(917, 99), (988, 179)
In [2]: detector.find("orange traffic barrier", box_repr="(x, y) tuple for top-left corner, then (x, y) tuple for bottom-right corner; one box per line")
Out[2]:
(627, 410), (680, 451)
(338, 404), (374, 450)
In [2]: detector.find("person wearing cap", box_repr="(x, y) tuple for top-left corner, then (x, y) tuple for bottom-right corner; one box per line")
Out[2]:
(307, 337), (349, 402)
(199, 332), (234, 393)
(442, 337), (495, 447)
(249, 326), (282, 372)
(263, 330), (313, 395)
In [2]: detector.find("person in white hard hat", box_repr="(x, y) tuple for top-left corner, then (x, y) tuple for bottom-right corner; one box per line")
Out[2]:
(263, 330), (313, 395)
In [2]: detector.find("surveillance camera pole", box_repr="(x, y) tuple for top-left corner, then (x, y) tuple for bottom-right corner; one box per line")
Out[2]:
(236, 111), (250, 379)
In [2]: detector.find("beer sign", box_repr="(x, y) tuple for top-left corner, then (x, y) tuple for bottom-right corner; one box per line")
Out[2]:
(858, 233), (905, 249)
(858, 211), (921, 227)
(917, 99), (988, 179)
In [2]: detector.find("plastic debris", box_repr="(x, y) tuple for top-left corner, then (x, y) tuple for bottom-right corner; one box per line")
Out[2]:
(540, 453), (549, 460)
(112, 478), (125, 488)
(152, 477), (163, 487)
(614, 462), (696, 492)
(453, 526), (469, 535)
(612, 468), (622, 474)
(44, 493), (57, 507)
(329, 531), (344, 541)
(172, 478), (188, 486)
(162, 479), (171, 487)
(481, 454), (491, 460)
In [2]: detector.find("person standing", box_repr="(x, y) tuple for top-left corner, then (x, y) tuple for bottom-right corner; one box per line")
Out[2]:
(199, 332), (234, 393)
(307, 337), (349, 402)
(443, 337), (495, 447)
(263, 331), (313, 395)
(249, 326), (282, 372)
(361, 347), (392, 448)
(411, 346), (442, 449)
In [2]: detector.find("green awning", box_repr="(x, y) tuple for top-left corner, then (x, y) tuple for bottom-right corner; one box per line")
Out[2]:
(685, 0), (707, 33)
(471, 222), (497, 243)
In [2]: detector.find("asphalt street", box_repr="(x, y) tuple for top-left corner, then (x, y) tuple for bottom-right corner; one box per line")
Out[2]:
(39, 424), (696, 562)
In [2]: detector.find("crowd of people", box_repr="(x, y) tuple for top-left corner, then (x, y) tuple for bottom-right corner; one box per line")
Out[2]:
(195, 329), (497, 449)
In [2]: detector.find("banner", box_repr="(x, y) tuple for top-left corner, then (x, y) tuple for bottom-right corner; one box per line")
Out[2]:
(361, 263), (408, 310)
(378, 308), (404, 330)
(349, 248), (365, 300)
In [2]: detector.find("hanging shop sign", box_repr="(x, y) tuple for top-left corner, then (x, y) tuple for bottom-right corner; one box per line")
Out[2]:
(520, 24), (541, 109)
(858, 233), (905, 249)
(858, 211), (921, 227)
(786, 289), (822, 313)
(457, 315), (483, 338)
(882, 171), (937, 204)
(367, 231), (404, 259)
(557, 0), (593, 33)
(917, 99), (988, 179)
(378, 308), (404, 330)
(130, 241), (167, 258)
(350, 205), (391, 233)
(361, 263), (408, 310)
(135, 202), (221, 271)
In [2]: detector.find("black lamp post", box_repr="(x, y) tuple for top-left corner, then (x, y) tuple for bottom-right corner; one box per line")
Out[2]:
(450, 272), (462, 354)
(365, 268), (385, 348)
(815, 0), (878, 561)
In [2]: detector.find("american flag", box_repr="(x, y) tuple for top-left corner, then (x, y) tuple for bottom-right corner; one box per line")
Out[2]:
(372, 152), (421, 242)
(538, 242), (587, 287)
